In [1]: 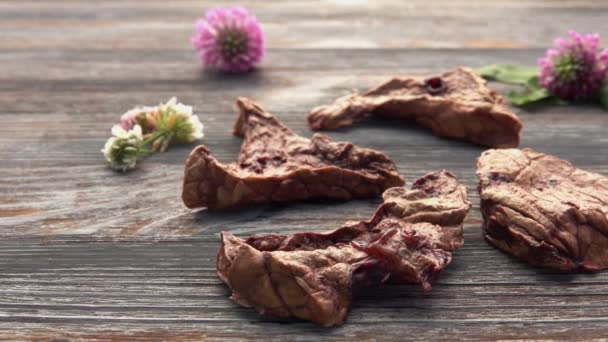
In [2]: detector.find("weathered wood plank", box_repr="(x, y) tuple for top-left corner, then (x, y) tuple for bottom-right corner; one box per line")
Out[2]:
(0, 0), (607, 50)
(0, 321), (604, 342)
(0, 237), (607, 340)
(2, 109), (607, 237)
(1, 49), (607, 238)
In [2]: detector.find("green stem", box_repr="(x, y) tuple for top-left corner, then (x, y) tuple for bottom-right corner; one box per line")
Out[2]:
(137, 148), (153, 156)
(134, 129), (171, 158)
(141, 129), (168, 147)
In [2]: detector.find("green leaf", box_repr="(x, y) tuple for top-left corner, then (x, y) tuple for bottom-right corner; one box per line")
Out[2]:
(505, 76), (552, 106)
(506, 88), (551, 106)
(475, 64), (539, 85)
(600, 82), (608, 110)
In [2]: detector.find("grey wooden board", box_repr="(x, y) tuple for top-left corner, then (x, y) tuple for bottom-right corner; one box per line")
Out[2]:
(1, 0), (608, 340)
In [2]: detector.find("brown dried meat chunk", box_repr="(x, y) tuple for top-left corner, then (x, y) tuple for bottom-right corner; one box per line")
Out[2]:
(308, 67), (522, 148)
(217, 170), (471, 326)
(477, 148), (608, 271)
(182, 98), (404, 209)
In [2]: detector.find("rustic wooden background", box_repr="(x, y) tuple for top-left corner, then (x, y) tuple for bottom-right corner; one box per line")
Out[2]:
(2, 0), (608, 340)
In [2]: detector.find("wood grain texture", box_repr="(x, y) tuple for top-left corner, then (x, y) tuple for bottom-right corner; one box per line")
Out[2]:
(1, 0), (608, 340)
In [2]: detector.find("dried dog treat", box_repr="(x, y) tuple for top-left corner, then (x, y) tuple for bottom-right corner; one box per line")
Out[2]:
(217, 170), (471, 326)
(308, 67), (522, 148)
(182, 98), (404, 210)
(478, 148), (608, 271)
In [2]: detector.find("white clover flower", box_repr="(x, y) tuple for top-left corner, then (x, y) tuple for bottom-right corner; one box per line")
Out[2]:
(185, 114), (204, 142)
(101, 125), (143, 172)
(158, 97), (204, 144)
(163, 97), (193, 117)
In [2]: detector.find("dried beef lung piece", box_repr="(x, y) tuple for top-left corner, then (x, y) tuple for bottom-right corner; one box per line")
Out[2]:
(217, 170), (471, 326)
(308, 67), (522, 148)
(182, 98), (404, 209)
(477, 148), (608, 271)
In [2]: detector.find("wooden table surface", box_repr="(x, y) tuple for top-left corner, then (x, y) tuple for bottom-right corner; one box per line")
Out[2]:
(2, 1), (608, 340)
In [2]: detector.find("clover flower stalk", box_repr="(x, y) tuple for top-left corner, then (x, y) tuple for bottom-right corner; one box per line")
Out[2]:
(103, 98), (204, 172)
(191, 7), (264, 72)
(538, 30), (608, 101)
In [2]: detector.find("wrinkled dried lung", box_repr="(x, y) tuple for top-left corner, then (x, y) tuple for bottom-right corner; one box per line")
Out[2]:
(182, 97), (404, 209)
(477, 148), (608, 271)
(217, 170), (471, 326)
(308, 67), (522, 148)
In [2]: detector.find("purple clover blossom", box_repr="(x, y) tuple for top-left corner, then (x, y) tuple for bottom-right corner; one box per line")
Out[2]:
(538, 30), (608, 101)
(117, 108), (143, 131)
(115, 106), (157, 132)
(191, 7), (264, 73)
